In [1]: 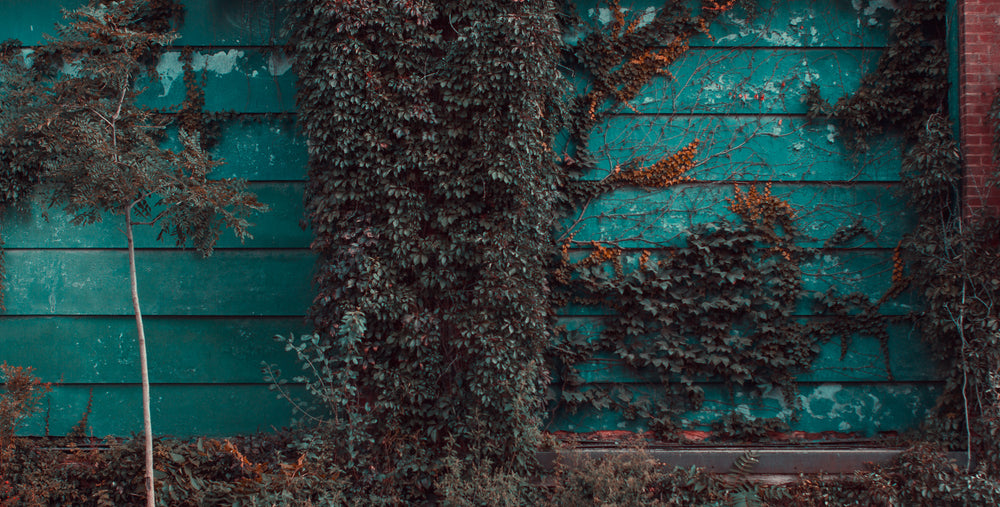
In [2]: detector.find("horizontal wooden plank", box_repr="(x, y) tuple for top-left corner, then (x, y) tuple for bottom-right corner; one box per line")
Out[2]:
(555, 317), (938, 383)
(585, 115), (902, 182)
(9, 47), (294, 113)
(138, 49), (296, 113)
(0, 0), (87, 46)
(557, 249), (919, 317)
(569, 48), (879, 116)
(562, 183), (913, 248)
(1, 313), (935, 385)
(134, 48), (877, 117)
(16, 384), (303, 437)
(174, 1), (286, 46)
(0, 316), (309, 383)
(1, 249), (314, 316)
(568, 0), (893, 48)
(205, 119), (307, 181)
(11, 30), (879, 118)
(547, 382), (940, 435)
(2, 183), (310, 249)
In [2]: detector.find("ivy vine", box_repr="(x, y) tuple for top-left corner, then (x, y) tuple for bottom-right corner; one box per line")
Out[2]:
(544, 0), (905, 439)
(288, 0), (565, 499)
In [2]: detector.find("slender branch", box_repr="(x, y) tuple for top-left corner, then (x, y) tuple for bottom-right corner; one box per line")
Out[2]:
(110, 83), (128, 156)
(126, 202), (156, 507)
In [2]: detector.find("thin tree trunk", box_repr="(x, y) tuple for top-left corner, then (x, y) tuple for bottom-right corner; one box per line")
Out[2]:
(126, 205), (155, 507)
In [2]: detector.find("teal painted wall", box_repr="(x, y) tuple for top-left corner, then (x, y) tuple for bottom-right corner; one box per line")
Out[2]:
(551, 0), (936, 436)
(1, 0), (309, 436)
(0, 0), (939, 437)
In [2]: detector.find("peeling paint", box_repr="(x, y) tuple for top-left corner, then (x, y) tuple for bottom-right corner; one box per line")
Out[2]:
(719, 12), (800, 46)
(638, 7), (657, 28)
(587, 6), (656, 29)
(589, 7), (613, 25)
(760, 386), (796, 421)
(799, 384), (849, 420)
(267, 53), (294, 76)
(853, 0), (899, 16)
(155, 49), (246, 97)
(826, 124), (839, 143)
(195, 49), (245, 74)
(155, 52), (184, 98)
(852, 0), (898, 27)
(60, 60), (82, 77)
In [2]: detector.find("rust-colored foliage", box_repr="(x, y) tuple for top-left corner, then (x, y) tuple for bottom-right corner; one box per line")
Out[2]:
(610, 139), (699, 188)
(727, 183), (796, 225)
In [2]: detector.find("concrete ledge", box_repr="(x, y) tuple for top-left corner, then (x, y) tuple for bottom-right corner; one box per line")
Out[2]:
(537, 448), (971, 474)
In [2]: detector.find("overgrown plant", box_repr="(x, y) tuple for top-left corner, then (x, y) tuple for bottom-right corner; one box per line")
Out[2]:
(552, 184), (819, 435)
(3, 434), (1000, 506)
(0, 2), (266, 504)
(542, 0), (865, 437)
(288, 0), (564, 499)
(0, 363), (50, 475)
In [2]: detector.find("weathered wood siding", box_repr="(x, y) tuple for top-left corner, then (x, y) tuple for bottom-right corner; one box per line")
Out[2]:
(1, 0), (310, 435)
(0, 0), (939, 437)
(552, 0), (938, 435)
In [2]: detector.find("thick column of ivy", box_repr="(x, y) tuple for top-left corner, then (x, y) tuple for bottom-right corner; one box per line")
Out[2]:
(290, 0), (564, 496)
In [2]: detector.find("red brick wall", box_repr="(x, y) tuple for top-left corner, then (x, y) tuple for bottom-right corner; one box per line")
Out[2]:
(960, 0), (1000, 216)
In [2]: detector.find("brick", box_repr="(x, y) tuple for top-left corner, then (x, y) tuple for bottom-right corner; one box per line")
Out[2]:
(966, 133), (993, 142)
(960, 0), (1000, 216)
(969, 135), (995, 146)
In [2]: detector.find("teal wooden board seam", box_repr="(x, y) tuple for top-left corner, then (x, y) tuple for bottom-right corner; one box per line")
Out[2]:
(0, 316), (309, 384)
(555, 317), (937, 383)
(585, 115), (904, 182)
(566, 48), (881, 116)
(0, 249), (315, 316)
(1, 183), (310, 249)
(547, 382), (941, 435)
(17, 384), (306, 437)
(562, 183), (913, 248)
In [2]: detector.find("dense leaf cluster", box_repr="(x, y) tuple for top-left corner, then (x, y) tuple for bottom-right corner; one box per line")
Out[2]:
(551, 186), (822, 436)
(804, 0), (948, 151)
(6, 432), (999, 506)
(546, 1), (859, 437)
(288, 0), (565, 498)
